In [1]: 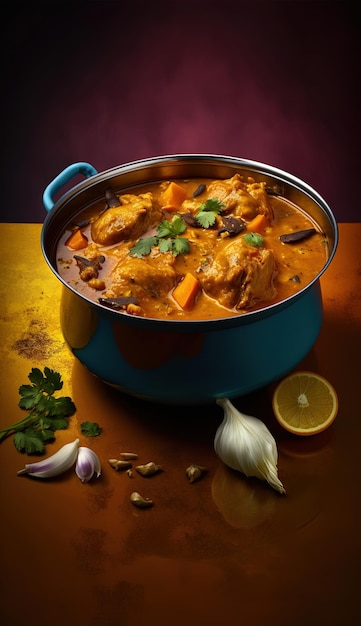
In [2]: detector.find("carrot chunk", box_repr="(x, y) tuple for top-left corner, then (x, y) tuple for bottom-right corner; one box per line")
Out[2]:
(161, 182), (187, 210)
(173, 273), (201, 310)
(65, 229), (88, 250)
(246, 213), (269, 234)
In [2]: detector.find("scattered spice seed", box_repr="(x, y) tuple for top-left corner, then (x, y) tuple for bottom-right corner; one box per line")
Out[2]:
(186, 464), (207, 483)
(130, 492), (154, 508)
(135, 462), (162, 477)
(108, 459), (132, 471)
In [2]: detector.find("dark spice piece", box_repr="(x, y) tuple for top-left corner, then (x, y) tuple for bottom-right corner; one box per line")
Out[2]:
(73, 219), (90, 229)
(98, 297), (139, 310)
(289, 275), (301, 283)
(105, 187), (121, 208)
(74, 255), (104, 272)
(183, 212), (201, 227)
(265, 184), (284, 196)
(218, 216), (246, 237)
(192, 183), (206, 198)
(280, 228), (317, 243)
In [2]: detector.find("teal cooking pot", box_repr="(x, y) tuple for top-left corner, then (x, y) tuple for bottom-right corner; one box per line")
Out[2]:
(41, 155), (338, 404)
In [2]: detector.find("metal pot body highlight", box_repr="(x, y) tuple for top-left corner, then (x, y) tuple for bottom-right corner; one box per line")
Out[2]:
(42, 155), (338, 404)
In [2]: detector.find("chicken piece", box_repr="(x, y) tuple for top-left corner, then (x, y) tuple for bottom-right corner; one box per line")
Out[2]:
(106, 253), (177, 305)
(75, 242), (101, 262)
(200, 238), (277, 310)
(246, 181), (274, 218)
(91, 193), (163, 246)
(207, 174), (273, 220)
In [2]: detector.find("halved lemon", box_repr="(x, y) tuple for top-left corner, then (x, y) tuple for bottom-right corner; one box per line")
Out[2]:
(272, 371), (338, 436)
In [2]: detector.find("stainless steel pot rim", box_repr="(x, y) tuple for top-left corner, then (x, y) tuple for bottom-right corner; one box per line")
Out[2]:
(59, 153), (337, 212)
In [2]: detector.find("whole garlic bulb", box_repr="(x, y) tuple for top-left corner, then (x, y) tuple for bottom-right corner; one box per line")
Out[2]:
(214, 398), (286, 495)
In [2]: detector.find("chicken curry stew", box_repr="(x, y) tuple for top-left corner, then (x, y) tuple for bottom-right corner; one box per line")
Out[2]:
(56, 174), (329, 321)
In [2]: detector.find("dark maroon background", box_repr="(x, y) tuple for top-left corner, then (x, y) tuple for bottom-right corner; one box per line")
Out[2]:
(1, 0), (360, 222)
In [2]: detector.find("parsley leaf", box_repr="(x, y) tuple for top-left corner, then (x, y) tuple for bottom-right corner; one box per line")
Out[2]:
(129, 215), (190, 257)
(157, 216), (186, 238)
(158, 238), (174, 254)
(195, 198), (225, 228)
(80, 421), (103, 437)
(48, 396), (76, 417)
(0, 367), (76, 455)
(243, 232), (264, 247)
(172, 237), (190, 255)
(196, 211), (217, 228)
(18, 387), (43, 410)
(130, 235), (158, 258)
(14, 429), (46, 454)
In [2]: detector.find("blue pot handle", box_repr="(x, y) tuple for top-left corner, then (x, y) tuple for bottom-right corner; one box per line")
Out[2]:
(43, 162), (98, 212)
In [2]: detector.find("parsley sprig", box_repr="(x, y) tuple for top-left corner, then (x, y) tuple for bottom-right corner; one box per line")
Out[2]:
(130, 215), (190, 257)
(195, 198), (225, 228)
(0, 367), (76, 454)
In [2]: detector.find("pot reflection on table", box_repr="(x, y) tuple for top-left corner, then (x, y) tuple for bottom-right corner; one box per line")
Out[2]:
(211, 463), (277, 529)
(211, 427), (336, 533)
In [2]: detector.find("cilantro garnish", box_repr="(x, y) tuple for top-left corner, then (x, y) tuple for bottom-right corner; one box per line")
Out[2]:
(243, 232), (264, 247)
(130, 235), (158, 257)
(130, 215), (190, 257)
(157, 216), (186, 238)
(0, 367), (76, 455)
(195, 198), (225, 228)
(80, 421), (103, 437)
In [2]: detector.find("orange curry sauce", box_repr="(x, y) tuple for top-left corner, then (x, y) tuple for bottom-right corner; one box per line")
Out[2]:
(56, 176), (329, 321)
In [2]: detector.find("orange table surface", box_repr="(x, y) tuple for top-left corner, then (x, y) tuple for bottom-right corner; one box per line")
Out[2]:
(0, 223), (360, 626)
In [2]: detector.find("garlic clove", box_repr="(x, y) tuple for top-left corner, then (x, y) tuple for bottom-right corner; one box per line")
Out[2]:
(75, 446), (101, 483)
(17, 438), (80, 479)
(215, 398), (286, 495)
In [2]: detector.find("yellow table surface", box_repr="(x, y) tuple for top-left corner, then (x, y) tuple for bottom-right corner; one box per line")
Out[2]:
(1, 223), (360, 626)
